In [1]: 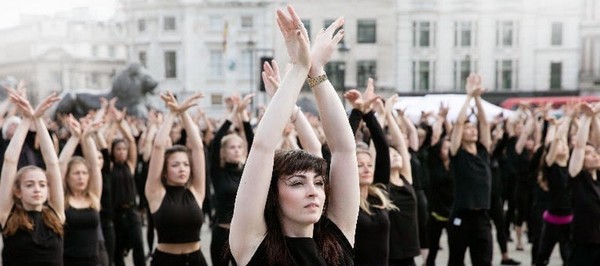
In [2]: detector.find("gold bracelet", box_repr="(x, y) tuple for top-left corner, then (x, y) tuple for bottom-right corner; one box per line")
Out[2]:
(307, 73), (328, 88)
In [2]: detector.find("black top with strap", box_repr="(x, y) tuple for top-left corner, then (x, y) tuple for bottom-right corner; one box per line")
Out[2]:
(152, 185), (203, 243)
(388, 176), (420, 260)
(64, 207), (99, 260)
(2, 210), (63, 266)
(111, 161), (136, 209)
(246, 216), (354, 266)
(572, 170), (600, 244)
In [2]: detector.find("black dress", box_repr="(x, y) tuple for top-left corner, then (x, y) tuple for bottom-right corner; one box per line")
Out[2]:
(2, 210), (63, 266)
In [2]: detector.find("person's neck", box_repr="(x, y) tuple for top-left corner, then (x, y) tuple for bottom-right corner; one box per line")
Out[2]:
(280, 220), (315, 238)
(462, 141), (477, 155)
(555, 156), (568, 167)
(360, 185), (369, 200)
(70, 190), (85, 197)
(443, 158), (450, 169)
(22, 202), (43, 212)
(390, 168), (402, 185)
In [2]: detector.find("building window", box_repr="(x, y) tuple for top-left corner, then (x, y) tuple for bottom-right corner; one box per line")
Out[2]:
(412, 60), (435, 91)
(454, 59), (477, 91)
(138, 19), (146, 32)
(497, 21), (517, 47)
(92, 45), (98, 57)
(241, 16), (253, 29)
(550, 62), (562, 90)
(210, 50), (224, 77)
(240, 50), (251, 75)
(164, 51), (177, 78)
(455, 21), (475, 47)
(495, 60), (518, 90)
(357, 61), (376, 88)
(211, 93), (223, 105)
(413, 21), (435, 48)
(209, 16), (223, 31)
(91, 72), (99, 85)
(325, 19), (344, 44)
(108, 46), (115, 58)
(324, 61), (345, 91)
(301, 19), (311, 40)
(551, 22), (563, 46)
(164, 16), (176, 31)
(357, 20), (376, 43)
(138, 51), (147, 67)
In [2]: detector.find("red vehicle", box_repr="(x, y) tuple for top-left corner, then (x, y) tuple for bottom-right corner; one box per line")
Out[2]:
(500, 95), (600, 109)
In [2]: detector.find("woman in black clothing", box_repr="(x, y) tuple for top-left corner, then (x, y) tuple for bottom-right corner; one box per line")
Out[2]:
(535, 103), (575, 266)
(567, 103), (600, 265)
(230, 8), (357, 265)
(59, 116), (103, 265)
(145, 92), (207, 266)
(109, 107), (144, 266)
(0, 92), (64, 266)
(209, 94), (254, 266)
(346, 83), (397, 266)
(448, 74), (493, 266)
(383, 95), (420, 266)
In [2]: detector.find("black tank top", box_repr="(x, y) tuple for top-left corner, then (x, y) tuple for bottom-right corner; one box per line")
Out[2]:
(152, 185), (203, 243)
(354, 195), (390, 265)
(2, 210), (63, 266)
(388, 175), (421, 260)
(64, 207), (99, 260)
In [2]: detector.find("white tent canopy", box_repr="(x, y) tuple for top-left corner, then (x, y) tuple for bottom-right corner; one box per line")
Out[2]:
(393, 94), (515, 124)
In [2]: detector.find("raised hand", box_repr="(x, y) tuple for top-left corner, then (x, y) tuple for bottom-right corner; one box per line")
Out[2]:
(361, 78), (380, 112)
(67, 114), (82, 138)
(309, 16), (345, 76)
(237, 94), (255, 114)
(465, 73), (484, 97)
(385, 94), (399, 115)
(34, 92), (60, 118)
(343, 89), (363, 111)
(563, 101), (579, 117)
(276, 5), (310, 68)
(438, 102), (449, 118)
(178, 92), (204, 113)
(580, 102), (594, 117)
(262, 60), (282, 98)
(8, 90), (34, 117)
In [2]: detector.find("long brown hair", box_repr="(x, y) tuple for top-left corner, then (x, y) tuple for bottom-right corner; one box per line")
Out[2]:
(3, 166), (63, 236)
(261, 149), (351, 265)
(64, 157), (100, 211)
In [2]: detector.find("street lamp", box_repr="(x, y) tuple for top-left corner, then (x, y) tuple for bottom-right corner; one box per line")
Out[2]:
(337, 42), (350, 108)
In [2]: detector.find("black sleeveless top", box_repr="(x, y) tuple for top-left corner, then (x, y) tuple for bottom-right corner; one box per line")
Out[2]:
(64, 207), (99, 260)
(572, 170), (600, 244)
(152, 185), (203, 243)
(355, 195), (390, 265)
(2, 210), (63, 266)
(111, 161), (136, 208)
(246, 216), (354, 266)
(388, 176), (420, 260)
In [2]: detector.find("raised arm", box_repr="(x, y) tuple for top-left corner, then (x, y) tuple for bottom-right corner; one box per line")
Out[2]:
(515, 116), (535, 155)
(145, 98), (176, 212)
(473, 91), (491, 153)
(33, 94), (64, 222)
(0, 115), (31, 226)
(307, 17), (359, 243)
(230, 7), (311, 263)
(431, 103), (449, 146)
(546, 103), (575, 166)
(59, 115), (81, 179)
(178, 93), (206, 202)
(363, 110), (390, 185)
(113, 108), (137, 172)
(569, 103), (594, 177)
(81, 121), (103, 203)
(385, 95), (413, 182)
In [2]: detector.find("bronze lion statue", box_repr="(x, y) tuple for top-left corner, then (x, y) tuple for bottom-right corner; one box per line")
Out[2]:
(55, 63), (158, 118)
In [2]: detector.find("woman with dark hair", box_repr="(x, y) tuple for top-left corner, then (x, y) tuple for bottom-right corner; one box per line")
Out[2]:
(145, 91), (207, 265)
(230, 6), (358, 265)
(58, 115), (104, 265)
(567, 103), (600, 265)
(534, 102), (576, 266)
(0, 91), (63, 265)
(108, 107), (144, 266)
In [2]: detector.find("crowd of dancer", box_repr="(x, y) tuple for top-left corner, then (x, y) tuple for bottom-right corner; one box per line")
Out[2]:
(1, 5), (600, 266)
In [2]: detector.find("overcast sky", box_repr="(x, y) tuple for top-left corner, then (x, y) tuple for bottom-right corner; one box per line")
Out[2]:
(0, 0), (117, 29)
